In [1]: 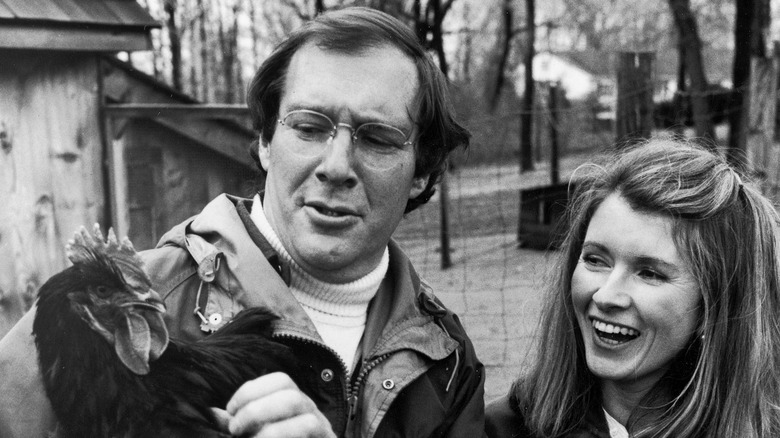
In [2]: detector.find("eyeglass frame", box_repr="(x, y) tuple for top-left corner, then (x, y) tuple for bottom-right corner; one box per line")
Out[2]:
(277, 109), (416, 150)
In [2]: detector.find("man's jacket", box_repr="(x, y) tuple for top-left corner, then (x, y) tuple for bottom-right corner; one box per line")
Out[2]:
(0, 194), (485, 437)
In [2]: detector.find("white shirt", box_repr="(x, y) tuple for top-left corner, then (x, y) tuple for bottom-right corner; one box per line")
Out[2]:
(603, 408), (629, 438)
(249, 194), (386, 373)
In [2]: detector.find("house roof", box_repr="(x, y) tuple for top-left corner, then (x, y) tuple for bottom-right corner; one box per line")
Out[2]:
(554, 48), (733, 83)
(0, 0), (158, 51)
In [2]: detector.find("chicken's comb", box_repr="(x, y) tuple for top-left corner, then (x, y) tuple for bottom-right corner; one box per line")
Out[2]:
(66, 224), (150, 285)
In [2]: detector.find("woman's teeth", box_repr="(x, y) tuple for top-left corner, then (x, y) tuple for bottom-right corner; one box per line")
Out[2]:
(592, 319), (640, 344)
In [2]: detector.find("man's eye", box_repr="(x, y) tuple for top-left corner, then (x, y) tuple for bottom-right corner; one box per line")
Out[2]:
(292, 123), (329, 134)
(291, 123), (330, 140)
(358, 133), (397, 149)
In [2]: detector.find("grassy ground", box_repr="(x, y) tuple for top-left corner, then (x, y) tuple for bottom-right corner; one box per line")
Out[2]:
(393, 152), (594, 402)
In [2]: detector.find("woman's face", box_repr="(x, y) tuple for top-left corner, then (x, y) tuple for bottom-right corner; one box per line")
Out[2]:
(571, 193), (701, 392)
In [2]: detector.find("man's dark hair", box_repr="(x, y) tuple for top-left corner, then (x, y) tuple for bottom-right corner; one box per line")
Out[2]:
(246, 6), (469, 213)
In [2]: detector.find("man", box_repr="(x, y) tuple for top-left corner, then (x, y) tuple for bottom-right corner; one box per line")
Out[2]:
(0, 7), (485, 437)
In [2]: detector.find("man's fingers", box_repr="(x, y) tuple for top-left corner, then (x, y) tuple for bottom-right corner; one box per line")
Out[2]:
(226, 372), (299, 414)
(228, 388), (316, 435)
(250, 413), (336, 438)
(210, 407), (231, 431)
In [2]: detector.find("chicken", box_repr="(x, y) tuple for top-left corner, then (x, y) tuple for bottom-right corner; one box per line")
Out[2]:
(32, 225), (303, 437)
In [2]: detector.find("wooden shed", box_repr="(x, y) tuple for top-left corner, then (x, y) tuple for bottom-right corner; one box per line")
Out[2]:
(0, 0), (257, 336)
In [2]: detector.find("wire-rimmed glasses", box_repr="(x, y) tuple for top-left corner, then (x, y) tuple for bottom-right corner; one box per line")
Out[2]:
(278, 109), (415, 170)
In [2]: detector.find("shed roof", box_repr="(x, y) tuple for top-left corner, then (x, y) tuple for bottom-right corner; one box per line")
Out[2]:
(0, 0), (158, 52)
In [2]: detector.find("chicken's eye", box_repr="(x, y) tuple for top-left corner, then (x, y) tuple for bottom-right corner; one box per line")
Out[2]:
(95, 286), (111, 298)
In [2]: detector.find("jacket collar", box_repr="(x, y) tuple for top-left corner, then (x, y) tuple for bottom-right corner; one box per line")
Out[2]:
(158, 194), (457, 362)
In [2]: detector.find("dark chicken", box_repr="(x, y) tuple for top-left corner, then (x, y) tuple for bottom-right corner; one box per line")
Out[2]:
(33, 225), (303, 437)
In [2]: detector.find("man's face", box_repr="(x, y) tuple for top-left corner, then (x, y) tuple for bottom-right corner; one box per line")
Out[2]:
(258, 42), (428, 283)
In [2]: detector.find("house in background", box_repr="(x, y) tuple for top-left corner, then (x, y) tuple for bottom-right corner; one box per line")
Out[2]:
(0, 0), (256, 336)
(519, 47), (734, 122)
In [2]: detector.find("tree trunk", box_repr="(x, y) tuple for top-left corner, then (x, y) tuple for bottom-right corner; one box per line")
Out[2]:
(727, 0), (769, 164)
(249, 0), (261, 71)
(616, 52), (654, 144)
(427, 0), (449, 77)
(667, 0), (714, 141)
(674, 30), (687, 133)
(199, 0), (211, 102)
(164, 0), (183, 91)
(520, 0), (535, 172)
(490, 0), (513, 112)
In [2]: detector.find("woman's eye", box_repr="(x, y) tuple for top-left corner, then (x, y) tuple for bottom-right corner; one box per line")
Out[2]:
(581, 254), (606, 267)
(638, 269), (666, 281)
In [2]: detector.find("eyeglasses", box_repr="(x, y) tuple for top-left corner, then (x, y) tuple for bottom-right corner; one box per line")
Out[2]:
(278, 109), (415, 170)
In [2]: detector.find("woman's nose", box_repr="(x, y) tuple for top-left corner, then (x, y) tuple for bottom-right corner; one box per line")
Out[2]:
(592, 271), (632, 310)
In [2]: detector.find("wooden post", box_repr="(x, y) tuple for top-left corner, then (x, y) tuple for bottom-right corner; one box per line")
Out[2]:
(746, 55), (779, 202)
(439, 169), (452, 269)
(104, 116), (130, 238)
(616, 52), (655, 145)
(549, 83), (560, 185)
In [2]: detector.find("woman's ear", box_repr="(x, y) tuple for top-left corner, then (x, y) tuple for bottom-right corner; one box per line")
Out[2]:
(409, 174), (430, 199)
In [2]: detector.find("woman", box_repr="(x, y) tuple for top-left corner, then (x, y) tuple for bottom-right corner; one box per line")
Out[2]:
(487, 138), (780, 437)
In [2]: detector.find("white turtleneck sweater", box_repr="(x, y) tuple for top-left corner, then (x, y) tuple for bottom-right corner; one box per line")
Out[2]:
(250, 195), (387, 373)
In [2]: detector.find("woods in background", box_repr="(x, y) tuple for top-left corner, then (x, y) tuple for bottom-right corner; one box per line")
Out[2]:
(133, 0), (778, 166)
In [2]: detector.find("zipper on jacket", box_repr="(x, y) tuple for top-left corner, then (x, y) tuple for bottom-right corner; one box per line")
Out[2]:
(345, 352), (391, 426)
(273, 333), (352, 433)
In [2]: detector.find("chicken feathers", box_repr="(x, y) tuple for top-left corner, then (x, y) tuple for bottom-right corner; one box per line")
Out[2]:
(33, 225), (302, 437)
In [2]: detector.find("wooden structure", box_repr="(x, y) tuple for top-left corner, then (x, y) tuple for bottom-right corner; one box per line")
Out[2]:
(516, 82), (568, 250)
(615, 52), (655, 144)
(516, 183), (570, 250)
(745, 56), (780, 203)
(0, 1), (256, 336)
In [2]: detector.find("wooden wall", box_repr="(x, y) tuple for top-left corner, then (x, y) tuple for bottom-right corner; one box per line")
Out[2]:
(0, 51), (105, 334)
(123, 119), (256, 250)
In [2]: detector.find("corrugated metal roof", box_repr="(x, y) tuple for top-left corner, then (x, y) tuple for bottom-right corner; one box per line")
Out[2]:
(0, 0), (159, 28)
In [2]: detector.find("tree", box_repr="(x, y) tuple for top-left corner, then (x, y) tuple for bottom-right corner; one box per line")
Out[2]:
(164, 0), (183, 91)
(520, 0), (535, 172)
(489, 0), (514, 112)
(667, 0), (714, 141)
(727, 0), (771, 163)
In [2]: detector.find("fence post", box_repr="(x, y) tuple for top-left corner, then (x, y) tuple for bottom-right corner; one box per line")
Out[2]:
(746, 55), (779, 203)
(439, 168), (452, 269)
(549, 82), (560, 185)
(615, 52), (655, 145)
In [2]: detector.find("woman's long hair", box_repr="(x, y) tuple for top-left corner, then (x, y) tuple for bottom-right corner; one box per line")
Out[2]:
(512, 138), (780, 437)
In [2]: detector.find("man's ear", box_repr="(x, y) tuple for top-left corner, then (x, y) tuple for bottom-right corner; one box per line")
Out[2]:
(258, 137), (271, 171)
(409, 174), (430, 199)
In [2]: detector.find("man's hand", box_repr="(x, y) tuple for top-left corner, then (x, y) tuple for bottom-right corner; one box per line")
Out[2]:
(216, 372), (336, 438)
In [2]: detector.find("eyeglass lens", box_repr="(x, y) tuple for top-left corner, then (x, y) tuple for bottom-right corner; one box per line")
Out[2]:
(280, 110), (412, 170)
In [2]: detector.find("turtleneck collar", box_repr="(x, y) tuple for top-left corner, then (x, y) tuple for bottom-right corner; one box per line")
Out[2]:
(249, 194), (387, 319)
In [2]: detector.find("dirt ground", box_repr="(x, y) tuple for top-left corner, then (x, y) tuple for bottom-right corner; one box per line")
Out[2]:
(392, 153), (593, 403)
(397, 233), (553, 402)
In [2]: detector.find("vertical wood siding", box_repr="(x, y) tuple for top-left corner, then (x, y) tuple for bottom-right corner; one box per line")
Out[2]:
(0, 51), (104, 334)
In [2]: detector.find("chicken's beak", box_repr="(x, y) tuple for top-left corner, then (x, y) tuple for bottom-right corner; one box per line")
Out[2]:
(115, 288), (169, 375)
(124, 289), (166, 314)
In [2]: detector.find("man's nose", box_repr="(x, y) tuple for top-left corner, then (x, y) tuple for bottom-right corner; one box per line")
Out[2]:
(315, 127), (358, 188)
(592, 270), (632, 310)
